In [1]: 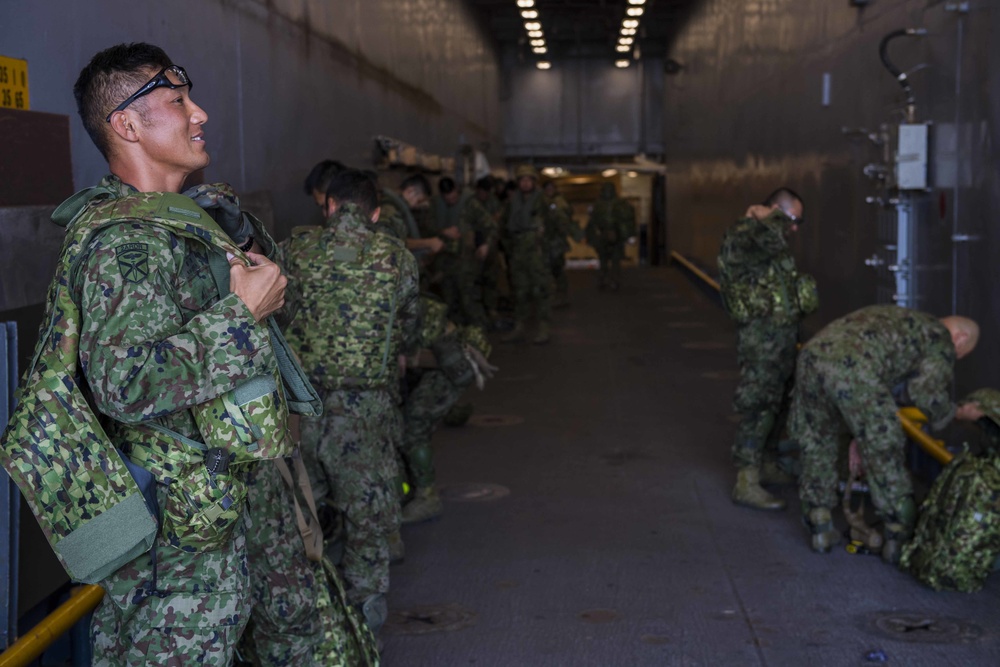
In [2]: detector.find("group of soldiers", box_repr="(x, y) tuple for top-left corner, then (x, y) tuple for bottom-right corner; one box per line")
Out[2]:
(718, 188), (984, 565)
(0, 42), (641, 666)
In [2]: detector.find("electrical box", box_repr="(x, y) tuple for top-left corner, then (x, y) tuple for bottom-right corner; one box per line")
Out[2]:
(896, 123), (930, 190)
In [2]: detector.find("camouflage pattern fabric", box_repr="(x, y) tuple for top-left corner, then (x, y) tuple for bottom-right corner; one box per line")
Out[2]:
(790, 306), (956, 521)
(428, 195), (465, 321)
(313, 557), (380, 666)
(543, 194), (574, 297)
(91, 467), (250, 666)
(401, 369), (466, 489)
(277, 202), (416, 604)
(586, 190), (633, 288)
(505, 190), (551, 323)
(276, 202), (421, 392)
(453, 195), (498, 327)
(901, 452), (1000, 592)
(240, 459), (326, 666)
(717, 210), (817, 325)
(481, 193), (507, 314)
(376, 190), (414, 241)
(961, 388), (1000, 451)
(731, 320), (798, 467)
(299, 390), (402, 604)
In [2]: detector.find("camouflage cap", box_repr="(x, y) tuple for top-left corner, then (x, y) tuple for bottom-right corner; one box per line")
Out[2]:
(960, 388), (1000, 426)
(514, 164), (539, 179)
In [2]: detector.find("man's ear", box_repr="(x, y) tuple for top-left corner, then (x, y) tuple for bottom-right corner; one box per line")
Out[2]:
(951, 327), (969, 355)
(371, 206), (381, 223)
(108, 111), (140, 143)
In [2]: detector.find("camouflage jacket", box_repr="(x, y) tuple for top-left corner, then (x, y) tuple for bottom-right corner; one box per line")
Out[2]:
(717, 210), (817, 324)
(586, 197), (634, 246)
(277, 203), (421, 391)
(460, 195), (499, 252)
(377, 188), (416, 241)
(803, 305), (956, 429)
(506, 189), (544, 235)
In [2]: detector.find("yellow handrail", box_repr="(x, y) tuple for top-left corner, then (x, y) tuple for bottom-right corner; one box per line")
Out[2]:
(669, 251), (956, 466)
(0, 585), (104, 667)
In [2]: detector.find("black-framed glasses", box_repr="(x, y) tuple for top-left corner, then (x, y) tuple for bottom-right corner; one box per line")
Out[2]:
(105, 65), (192, 122)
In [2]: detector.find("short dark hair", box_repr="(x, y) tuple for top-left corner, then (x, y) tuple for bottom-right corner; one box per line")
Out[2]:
(475, 176), (493, 192)
(326, 170), (379, 218)
(400, 174), (431, 196)
(763, 187), (804, 209)
(304, 160), (347, 196)
(74, 43), (173, 160)
(439, 177), (457, 195)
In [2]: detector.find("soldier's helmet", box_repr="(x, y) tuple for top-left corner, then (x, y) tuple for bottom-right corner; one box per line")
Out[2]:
(962, 388), (1000, 426)
(515, 164), (539, 180)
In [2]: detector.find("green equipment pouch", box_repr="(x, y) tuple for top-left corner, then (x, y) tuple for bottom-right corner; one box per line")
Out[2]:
(1, 351), (158, 584)
(795, 273), (819, 316)
(900, 452), (1000, 592)
(161, 459), (247, 553)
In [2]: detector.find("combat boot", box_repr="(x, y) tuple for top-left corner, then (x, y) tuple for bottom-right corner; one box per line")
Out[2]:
(387, 529), (405, 563)
(881, 497), (916, 565)
(402, 487), (444, 524)
(532, 321), (551, 345)
(760, 458), (797, 486)
(732, 466), (786, 511)
(804, 507), (841, 553)
(501, 321), (526, 343)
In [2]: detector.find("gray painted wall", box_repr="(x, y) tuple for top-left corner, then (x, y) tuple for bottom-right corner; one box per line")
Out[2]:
(0, 0), (500, 613)
(502, 46), (665, 159)
(664, 0), (1000, 393)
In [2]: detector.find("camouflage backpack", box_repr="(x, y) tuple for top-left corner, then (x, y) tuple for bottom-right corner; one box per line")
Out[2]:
(900, 452), (1000, 592)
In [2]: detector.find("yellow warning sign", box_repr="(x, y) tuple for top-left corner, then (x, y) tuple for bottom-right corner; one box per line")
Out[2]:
(0, 56), (29, 110)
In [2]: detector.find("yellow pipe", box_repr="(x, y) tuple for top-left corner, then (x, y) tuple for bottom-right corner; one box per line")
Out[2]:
(0, 585), (104, 667)
(667, 251), (953, 464)
(897, 410), (954, 466)
(669, 251), (720, 293)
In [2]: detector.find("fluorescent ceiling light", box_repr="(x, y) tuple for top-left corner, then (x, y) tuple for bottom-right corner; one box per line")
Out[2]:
(524, 21), (541, 30)
(627, 171), (639, 177)
(537, 61), (552, 70)
(628, 0), (646, 5)
(532, 46), (548, 54)
(616, 44), (630, 52)
(623, 19), (639, 28)
(517, 0), (535, 7)
(531, 39), (545, 46)
(621, 27), (636, 35)
(521, 9), (538, 19)
(528, 30), (543, 37)
(619, 37), (634, 45)
(602, 169), (618, 177)
(627, 7), (644, 16)
(615, 60), (630, 68)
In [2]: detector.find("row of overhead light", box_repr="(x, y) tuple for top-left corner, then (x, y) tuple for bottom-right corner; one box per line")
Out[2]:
(615, 0), (645, 68)
(517, 0), (552, 70)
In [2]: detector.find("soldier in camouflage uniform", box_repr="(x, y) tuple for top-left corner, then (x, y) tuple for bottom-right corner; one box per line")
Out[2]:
(502, 165), (552, 344)
(789, 305), (979, 562)
(454, 177), (500, 327)
(542, 181), (578, 308)
(277, 170), (421, 635)
(957, 389), (1000, 450)
(52, 44), (322, 665)
(717, 189), (816, 512)
(378, 174), (444, 265)
(586, 182), (635, 291)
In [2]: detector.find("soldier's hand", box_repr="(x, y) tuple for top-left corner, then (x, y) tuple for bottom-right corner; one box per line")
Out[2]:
(956, 402), (985, 421)
(187, 183), (253, 245)
(441, 225), (461, 240)
(475, 244), (490, 261)
(229, 252), (287, 321)
(425, 237), (445, 254)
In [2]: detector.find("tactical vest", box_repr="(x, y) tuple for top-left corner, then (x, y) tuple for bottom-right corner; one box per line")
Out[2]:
(284, 226), (402, 391)
(717, 216), (819, 325)
(0, 187), (321, 581)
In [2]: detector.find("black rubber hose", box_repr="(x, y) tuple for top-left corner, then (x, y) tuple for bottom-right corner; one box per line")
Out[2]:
(879, 28), (927, 107)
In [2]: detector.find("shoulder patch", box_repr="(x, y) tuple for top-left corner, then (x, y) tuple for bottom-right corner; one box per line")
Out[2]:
(115, 242), (150, 284)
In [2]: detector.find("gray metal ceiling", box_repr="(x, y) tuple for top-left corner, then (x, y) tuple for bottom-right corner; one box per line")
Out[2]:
(465, 0), (700, 57)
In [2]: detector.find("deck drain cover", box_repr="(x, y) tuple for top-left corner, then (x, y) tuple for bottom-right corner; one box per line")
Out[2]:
(579, 609), (619, 623)
(469, 414), (524, 427)
(702, 371), (741, 380)
(385, 604), (478, 635)
(439, 482), (510, 502)
(865, 612), (983, 644)
(683, 341), (729, 350)
(667, 321), (707, 328)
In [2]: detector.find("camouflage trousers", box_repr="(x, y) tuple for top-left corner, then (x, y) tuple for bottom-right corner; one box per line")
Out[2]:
(400, 369), (467, 489)
(240, 459), (326, 666)
(547, 237), (569, 297)
(595, 241), (624, 287)
(507, 231), (551, 323)
(300, 389), (402, 604)
(790, 348), (914, 520)
(731, 319), (798, 468)
(91, 485), (250, 666)
(457, 256), (488, 328)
